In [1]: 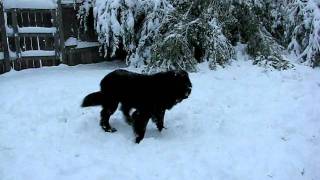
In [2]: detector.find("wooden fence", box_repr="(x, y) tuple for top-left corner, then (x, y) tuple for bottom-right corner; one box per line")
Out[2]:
(0, 0), (104, 75)
(0, 1), (10, 74)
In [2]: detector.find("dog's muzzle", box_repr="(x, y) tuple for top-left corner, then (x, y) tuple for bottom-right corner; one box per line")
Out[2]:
(184, 87), (192, 98)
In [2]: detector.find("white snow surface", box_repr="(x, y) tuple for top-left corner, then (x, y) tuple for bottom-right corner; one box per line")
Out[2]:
(21, 50), (56, 57)
(19, 27), (57, 34)
(3, 0), (57, 9)
(0, 60), (319, 180)
(0, 50), (16, 59)
(65, 37), (100, 49)
(65, 37), (78, 46)
(61, 0), (82, 4)
(76, 41), (100, 49)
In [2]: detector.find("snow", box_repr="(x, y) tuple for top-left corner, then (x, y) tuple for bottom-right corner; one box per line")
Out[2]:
(0, 60), (319, 180)
(65, 37), (100, 49)
(0, 52), (4, 60)
(19, 27), (57, 34)
(3, 0), (57, 9)
(286, 0), (320, 65)
(4, 27), (56, 38)
(76, 41), (100, 49)
(61, 0), (82, 4)
(88, 0), (173, 59)
(65, 37), (78, 46)
(5, 27), (13, 35)
(21, 50), (56, 57)
(9, 49), (17, 58)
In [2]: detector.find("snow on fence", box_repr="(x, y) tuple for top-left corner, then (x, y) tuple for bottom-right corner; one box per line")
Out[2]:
(0, 0), (104, 74)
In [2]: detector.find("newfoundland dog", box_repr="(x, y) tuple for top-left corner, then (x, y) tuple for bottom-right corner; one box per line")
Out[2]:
(81, 69), (192, 143)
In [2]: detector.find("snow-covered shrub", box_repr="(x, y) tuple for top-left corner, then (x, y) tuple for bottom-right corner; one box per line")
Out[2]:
(78, 0), (173, 64)
(206, 18), (234, 70)
(247, 27), (285, 58)
(253, 55), (294, 71)
(286, 0), (320, 67)
(218, 3), (279, 56)
(219, 2), (260, 45)
(147, 1), (234, 71)
(129, 0), (174, 67)
(77, 0), (93, 32)
(78, 0), (319, 70)
(92, 0), (137, 58)
(79, 0), (234, 71)
(147, 32), (197, 72)
(215, 1), (294, 70)
(145, 12), (199, 71)
(250, 1), (287, 45)
(241, 0), (320, 68)
(247, 27), (296, 71)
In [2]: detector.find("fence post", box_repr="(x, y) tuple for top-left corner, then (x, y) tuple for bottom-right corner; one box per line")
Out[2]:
(52, 9), (59, 65)
(12, 9), (21, 60)
(0, 1), (11, 72)
(56, 0), (65, 63)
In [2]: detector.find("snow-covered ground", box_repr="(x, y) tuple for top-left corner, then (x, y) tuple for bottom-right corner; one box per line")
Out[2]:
(0, 60), (319, 180)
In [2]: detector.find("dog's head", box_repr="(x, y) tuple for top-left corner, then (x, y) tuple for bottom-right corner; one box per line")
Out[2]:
(169, 70), (192, 104)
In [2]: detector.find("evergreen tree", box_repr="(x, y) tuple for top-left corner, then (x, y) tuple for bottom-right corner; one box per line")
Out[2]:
(285, 0), (320, 67)
(147, 0), (234, 71)
(78, 0), (319, 70)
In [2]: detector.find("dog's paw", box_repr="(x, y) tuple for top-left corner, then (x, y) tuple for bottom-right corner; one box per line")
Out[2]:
(157, 126), (167, 132)
(107, 128), (117, 133)
(135, 137), (143, 144)
(102, 126), (117, 133)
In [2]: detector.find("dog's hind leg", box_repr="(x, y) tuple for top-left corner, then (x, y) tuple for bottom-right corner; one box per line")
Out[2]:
(100, 100), (118, 133)
(132, 111), (150, 143)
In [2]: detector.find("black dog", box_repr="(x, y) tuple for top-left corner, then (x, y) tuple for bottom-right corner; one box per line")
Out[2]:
(82, 69), (192, 143)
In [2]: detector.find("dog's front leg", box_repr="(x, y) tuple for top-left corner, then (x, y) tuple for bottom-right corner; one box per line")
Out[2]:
(100, 106), (117, 133)
(152, 110), (166, 132)
(132, 111), (150, 143)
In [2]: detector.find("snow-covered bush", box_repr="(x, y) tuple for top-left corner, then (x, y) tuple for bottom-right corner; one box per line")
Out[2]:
(79, 0), (234, 71)
(286, 0), (320, 67)
(87, 0), (137, 58)
(78, 0), (93, 32)
(241, 0), (320, 68)
(78, 0), (319, 70)
(147, 0), (234, 71)
(215, 1), (294, 70)
(78, 0), (173, 64)
(252, 55), (295, 70)
(129, 0), (174, 67)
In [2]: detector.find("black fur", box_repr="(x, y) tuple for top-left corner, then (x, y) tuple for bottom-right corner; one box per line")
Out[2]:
(82, 92), (104, 107)
(82, 69), (192, 143)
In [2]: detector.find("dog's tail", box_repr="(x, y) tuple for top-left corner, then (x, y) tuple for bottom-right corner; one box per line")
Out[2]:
(81, 91), (104, 107)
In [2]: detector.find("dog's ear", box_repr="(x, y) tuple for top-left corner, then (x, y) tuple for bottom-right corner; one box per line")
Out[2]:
(172, 70), (183, 76)
(174, 71), (179, 77)
(167, 70), (178, 77)
(175, 70), (188, 78)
